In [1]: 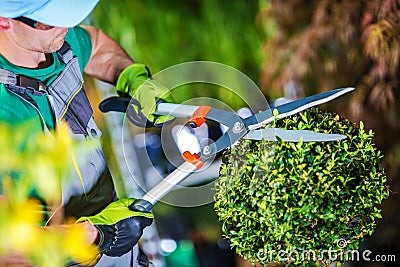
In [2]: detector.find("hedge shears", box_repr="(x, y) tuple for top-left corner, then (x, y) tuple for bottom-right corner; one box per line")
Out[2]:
(99, 87), (354, 212)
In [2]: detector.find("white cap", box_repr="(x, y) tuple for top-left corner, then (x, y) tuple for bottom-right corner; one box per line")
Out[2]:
(0, 0), (99, 27)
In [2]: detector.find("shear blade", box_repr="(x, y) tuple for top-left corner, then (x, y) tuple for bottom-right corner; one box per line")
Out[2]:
(247, 87), (355, 130)
(244, 128), (347, 142)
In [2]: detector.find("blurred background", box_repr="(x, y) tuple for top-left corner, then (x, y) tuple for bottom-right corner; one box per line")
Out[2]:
(84, 0), (399, 266)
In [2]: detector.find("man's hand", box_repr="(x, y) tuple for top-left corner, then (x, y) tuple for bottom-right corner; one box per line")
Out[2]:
(76, 198), (153, 257)
(116, 63), (175, 127)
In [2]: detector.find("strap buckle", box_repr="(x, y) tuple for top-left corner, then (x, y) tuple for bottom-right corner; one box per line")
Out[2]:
(17, 75), (47, 96)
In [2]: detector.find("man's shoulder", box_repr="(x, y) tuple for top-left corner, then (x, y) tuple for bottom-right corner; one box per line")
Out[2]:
(65, 26), (92, 51)
(64, 26), (92, 72)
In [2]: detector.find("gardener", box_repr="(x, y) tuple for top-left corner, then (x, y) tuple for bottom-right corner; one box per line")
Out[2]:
(0, 0), (174, 266)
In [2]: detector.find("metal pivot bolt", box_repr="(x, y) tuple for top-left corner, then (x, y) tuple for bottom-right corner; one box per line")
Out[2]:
(232, 121), (245, 133)
(202, 145), (213, 156)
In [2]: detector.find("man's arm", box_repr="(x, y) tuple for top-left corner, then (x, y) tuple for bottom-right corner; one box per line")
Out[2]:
(81, 25), (134, 85)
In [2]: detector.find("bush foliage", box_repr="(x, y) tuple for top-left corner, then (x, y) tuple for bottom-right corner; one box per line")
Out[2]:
(215, 108), (389, 266)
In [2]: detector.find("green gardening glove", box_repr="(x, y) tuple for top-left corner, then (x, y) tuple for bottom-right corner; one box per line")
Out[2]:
(76, 198), (153, 257)
(116, 63), (175, 127)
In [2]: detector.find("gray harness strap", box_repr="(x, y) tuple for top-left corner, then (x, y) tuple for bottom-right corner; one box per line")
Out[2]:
(0, 68), (17, 84)
(49, 43), (93, 135)
(47, 43), (115, 216)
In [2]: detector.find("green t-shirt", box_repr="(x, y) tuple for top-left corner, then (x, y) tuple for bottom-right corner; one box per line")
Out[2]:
(0, 26), (92, 131)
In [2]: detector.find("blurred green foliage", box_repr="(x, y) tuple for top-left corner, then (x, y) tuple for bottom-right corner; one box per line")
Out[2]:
(0, 122), (98, 266)
(90, 0), (272, 108)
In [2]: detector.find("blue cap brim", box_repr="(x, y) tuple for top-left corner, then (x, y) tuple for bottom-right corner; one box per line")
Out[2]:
(26, 0), (99, 27)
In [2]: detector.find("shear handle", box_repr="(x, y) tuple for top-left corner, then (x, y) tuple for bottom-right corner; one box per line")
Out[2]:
(99, 96), (130, 113)
(99, 96), (245, 127)
(99, 96), (249, 158)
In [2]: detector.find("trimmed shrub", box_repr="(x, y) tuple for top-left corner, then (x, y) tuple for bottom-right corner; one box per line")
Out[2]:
(215, 108), (389, 266)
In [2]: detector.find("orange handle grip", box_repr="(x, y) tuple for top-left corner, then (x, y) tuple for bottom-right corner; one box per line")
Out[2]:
(188, 106), (211, 128)
(182, 151), (204, 169)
